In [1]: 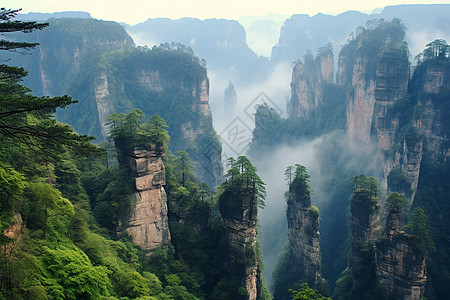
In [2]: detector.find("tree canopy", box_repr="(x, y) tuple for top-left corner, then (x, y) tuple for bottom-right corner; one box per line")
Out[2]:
(415, 39), (450, 63)
(385, 192), (408, 213)
(290, 283), (331, 300)
(108, 109), (170, 150)
(404, 207), (435, 257)
(220, 156), (266, 209)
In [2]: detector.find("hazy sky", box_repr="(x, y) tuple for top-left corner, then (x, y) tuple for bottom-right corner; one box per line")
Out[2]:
(5, 0), (450, 25)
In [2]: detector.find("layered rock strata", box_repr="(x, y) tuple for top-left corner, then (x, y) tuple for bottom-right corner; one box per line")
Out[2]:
(286, 184), (321, 286)
(221, 191), (261, 300)
(376, 210), (426, 300)
(117, 146), (171, 255)
(289, 47), (334, 119)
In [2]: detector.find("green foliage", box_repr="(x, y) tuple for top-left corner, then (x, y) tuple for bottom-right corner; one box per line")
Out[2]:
(403, 207), (435, 258)
(288, 164), (312, 200)
(219, 155), (266, 209)
(0, 7), (48, 51)
(387, 169), (412, 196)
(22, 183), (74, 238)
(290, 283), (331, 300)
(349, 175), (382, 206)
(272, 248), (302, 300)
(174, 151), (194, 186)
(0, 163), (25, 239)
(40, 246), (112, 299)
(109, 109), (170, 151)
(0, 9), (178, 299)
(415, 39), (450, 63)
(385, 193), (408, 213)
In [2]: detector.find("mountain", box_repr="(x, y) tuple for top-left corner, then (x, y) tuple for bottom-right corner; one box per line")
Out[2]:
(1, 18), (222, 187)
(127, 18), (270, 85)
(271, 4), (450, 65)
(252, 18), (450, 299)
(16, 11), (92, 21)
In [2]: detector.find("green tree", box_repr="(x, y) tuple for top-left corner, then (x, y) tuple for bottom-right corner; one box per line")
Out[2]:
(403, 207), (435, 257)
(385, 192), (408, 213)
(222, 156), (266, 208)
(0, 8), (100, 160)
(0, 8), (48, 52)
(290, 283), (331, 300)
(175, 151), (194, 186)
(349, 175), (382, 202)
(284, 165), (294, 185)
(109, 109), (170, 150)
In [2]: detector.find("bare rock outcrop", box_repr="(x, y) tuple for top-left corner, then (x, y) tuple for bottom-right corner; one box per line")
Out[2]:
(376, 210), (427, 300)
(117, 146), (171, 255)
(220, 190), (262, 300)
(286, 184), (321, 286)
(289, 46), (334, 119)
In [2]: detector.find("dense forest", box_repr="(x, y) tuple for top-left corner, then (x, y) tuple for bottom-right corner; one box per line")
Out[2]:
(2, 4), (450, 300)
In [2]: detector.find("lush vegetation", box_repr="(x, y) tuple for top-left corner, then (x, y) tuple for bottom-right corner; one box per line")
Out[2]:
(219, 156), (266, 210)
(0, 10), (267, 300)
(289, 283), (331, 300)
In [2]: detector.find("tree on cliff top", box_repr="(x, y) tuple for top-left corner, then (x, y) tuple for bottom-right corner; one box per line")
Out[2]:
(349, 175), (382, 205)
(385, 192), (407, 213)
(108, 109), (170, 150)
(220, 155), (266, 209)
(404, 207), (435, 258)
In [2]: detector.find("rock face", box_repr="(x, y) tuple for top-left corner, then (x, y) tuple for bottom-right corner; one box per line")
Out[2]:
(286, 183), (321, 286)
(337, 20), (411, 192)
(375, 211), (426, 300)
(350, 194), (381, 245)
(340, 38), (409, 149)
(289, 47), (334, 119)
(117, 146), (171, 255)
(220, 191), (261, 300)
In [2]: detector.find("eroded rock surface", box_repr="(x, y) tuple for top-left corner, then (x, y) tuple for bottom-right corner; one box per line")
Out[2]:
(117, 146), (171, 255)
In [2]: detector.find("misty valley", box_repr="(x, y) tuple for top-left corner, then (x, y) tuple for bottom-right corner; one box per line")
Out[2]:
(2, 4), (450, 300)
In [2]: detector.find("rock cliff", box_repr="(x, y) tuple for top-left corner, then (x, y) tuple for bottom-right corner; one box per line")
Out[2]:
(289, 46), (334, 119)
(116, 146), (171, 255)
(337, 20), (411, 192)
(393, 59), (450, 198)
(220, 190), (262, 300)
(127, 18), (269, 85)
(286, 182), (321, 286)
(376, 210), (426, 300)
(338, 24), (409, 148)
(349, 191), (381, 245)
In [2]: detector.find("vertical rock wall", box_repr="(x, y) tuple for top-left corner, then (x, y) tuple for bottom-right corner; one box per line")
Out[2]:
(117, 146), (171, 255)
(220, 191), (262, 300)
(286, 186), (321, 286)
(289, 48), (334, 120)
(376, 211), (427, 300)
